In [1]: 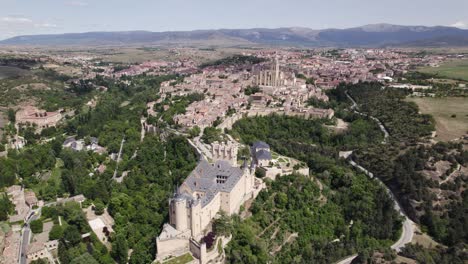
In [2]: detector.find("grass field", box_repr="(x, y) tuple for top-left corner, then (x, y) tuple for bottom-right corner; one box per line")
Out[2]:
(407, 97), (468, 141)
(419, 59), (468, 81)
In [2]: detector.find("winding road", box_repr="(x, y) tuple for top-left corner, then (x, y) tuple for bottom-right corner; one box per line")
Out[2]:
(345, 91), (389, 143)
(335, 91), (415, 264)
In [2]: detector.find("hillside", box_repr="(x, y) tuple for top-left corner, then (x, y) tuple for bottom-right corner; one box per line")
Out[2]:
(2, 24), (468, 47)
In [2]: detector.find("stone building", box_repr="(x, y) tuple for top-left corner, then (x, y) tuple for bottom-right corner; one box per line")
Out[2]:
(156, 159), (256, 263)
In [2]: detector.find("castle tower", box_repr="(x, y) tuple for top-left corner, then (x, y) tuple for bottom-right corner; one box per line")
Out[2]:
(173, 197), (188, 231)
(190, 202), (202, 237)
(241, 159), (253, 197)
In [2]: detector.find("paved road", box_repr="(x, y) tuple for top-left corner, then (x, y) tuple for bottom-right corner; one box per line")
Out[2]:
(392, 217), (415, 251)
(336, 254), (358, 264)
(19, 210), (39, 264)
(20, 227), (30, 264)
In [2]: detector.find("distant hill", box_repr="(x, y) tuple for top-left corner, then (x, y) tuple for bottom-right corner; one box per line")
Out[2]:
(2, 24), (468, 47)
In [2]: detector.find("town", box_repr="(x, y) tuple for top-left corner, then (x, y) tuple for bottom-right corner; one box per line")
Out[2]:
(1, 42), (467, 264)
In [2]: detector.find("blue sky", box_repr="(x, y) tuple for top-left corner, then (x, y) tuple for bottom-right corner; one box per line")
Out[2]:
(1, 0), (467, 40)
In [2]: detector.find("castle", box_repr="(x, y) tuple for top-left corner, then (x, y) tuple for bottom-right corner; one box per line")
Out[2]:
(210, 141), (238, 166)
(155, 159), (256, 263)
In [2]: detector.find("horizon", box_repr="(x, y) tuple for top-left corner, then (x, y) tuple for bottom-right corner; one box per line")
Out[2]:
(1, 22), (467, 42)
(1, 0), (467, 40)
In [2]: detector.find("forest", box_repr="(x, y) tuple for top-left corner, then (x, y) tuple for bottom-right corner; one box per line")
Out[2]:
(354, 142), (468, 246)
(332, 82), (435, 143)
(329, 82), (467, 261)
(229, 114), (383, 172)
(228, 115), (402, 263)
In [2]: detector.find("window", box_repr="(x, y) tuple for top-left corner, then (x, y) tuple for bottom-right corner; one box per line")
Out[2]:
(216, 175), (228, 184)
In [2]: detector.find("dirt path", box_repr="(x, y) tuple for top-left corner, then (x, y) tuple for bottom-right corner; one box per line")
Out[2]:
(257, 217), (281, 238)
(314, 176), (327, 204)
(270, 232), (298, 255)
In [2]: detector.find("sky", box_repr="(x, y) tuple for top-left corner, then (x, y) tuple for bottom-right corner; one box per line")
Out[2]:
(1, 0), (468, 40)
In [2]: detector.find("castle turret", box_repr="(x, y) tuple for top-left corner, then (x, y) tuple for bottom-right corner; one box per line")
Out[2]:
(173, 197), (188, 231)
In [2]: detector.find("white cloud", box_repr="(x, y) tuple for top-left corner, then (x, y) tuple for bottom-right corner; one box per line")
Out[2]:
(34, 23), (58, 28)
(451, 21), (468, 29)
(0, 16), (60, 39)
(67, 1), (88, 7)
(1, 16), (33, 24)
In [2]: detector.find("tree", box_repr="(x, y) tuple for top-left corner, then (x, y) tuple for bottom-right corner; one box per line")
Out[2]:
(255, 167), (266, 178)
(201, 127), (222, 144)
(70, 253), (100, 264)
(64, 225), (81, 246)
(275, 192), (288, 208)
(49, 224), (64, 240)
(306, 77), (315, 85)
(111, 234), (128, 263)
(213, 211), (233, 236)
(0, 194), (13, 221)
(244, 85), (261, 96)
(30, 219), (43, 234)
(129, 242), (152, 264)
(30, 259), (49, 264)
(7, 108), (16, 123)
(84, 136), (91, 146)
(188, 126), (201, 138)
(93, 201), (105, 215)
(353, 249), (372, 264)
(41, 206), (59, 219)
(51, 138), (63, 156)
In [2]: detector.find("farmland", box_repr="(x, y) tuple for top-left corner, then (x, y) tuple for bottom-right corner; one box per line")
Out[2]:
(419, 59), (468, 81)
(406, 96), (468, 141)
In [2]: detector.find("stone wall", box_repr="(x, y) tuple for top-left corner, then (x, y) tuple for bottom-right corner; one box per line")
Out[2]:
(156, 237), (190, 262)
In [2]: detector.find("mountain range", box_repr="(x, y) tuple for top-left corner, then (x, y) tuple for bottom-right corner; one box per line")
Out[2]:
(2, 23), (468, 47)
